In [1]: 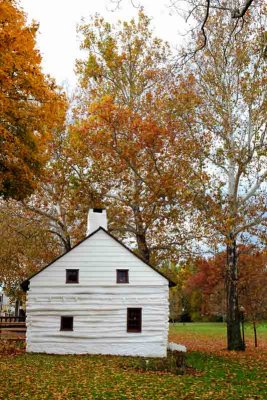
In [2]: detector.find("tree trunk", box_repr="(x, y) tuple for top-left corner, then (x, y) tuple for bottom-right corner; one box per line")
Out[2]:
(136, 231), (150, 264)
(253, 321), (258, 348)
(15, 299), (20, 317)
(133, 206), (150, 263)
(226, 234), (244, 350)
(63, 234), (72, 252)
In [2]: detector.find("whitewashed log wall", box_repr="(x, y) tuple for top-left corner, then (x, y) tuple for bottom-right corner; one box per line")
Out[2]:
(26, 229), (169, 357)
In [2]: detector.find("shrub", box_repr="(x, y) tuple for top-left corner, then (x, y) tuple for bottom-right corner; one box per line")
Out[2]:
(0, 340), (25, 355)
(120, 351), (186, 375)
(209, 314), (224, 322)
(180, 312), (192, 322)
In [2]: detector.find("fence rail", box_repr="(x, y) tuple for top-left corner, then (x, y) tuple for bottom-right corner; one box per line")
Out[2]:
(0, 316), (25, 323)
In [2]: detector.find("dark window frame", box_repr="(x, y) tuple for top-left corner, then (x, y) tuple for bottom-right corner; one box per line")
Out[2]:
(60, 316), (73, 331)
(116, 269), (129, 284)
(66, 269), (79, 284)
(127, 308), (142, 333)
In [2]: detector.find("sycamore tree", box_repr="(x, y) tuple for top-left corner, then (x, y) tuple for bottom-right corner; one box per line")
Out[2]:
(71, 12), (205, 264)
(0, 129), (99, 299)
(0, 200), (59, 299)
(0, 0), (66, 200)
(111, 1), (258, 54)
(170, 0), (259, 52)
(188, 7), (267, 350)
(22, 130), (100, 253)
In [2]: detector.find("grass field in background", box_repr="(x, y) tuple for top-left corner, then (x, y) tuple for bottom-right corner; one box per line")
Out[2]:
(0, 322), (266, 400)
(170, 321), (267, 337)
(169, 322), (267, 352)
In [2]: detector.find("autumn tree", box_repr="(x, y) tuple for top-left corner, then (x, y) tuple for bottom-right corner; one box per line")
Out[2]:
(0, 200), (59, 299)
(185, 256), (226, 320)
(172, 0), (258, 52)
(185, 249), (267, 332)
(238, 249), (267, 347)
(71, 12), (205, 264)
(161, 261), (195, 321)
(22, 130), (99, 253)
(185, 5), (267, 350)
(111, 0), (258, 54)
(0, 0), (66, 200)
(0, 127), (100, 305)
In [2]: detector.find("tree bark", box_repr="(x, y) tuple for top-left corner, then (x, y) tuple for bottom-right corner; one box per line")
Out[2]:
(226, 234), (244, 350)
(133, 206), (150, 263)
(136, 231), (150, 264)
(62, 234), (72, 252)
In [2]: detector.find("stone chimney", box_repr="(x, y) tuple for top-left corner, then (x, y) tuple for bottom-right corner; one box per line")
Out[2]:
(86, 208), (108, 236)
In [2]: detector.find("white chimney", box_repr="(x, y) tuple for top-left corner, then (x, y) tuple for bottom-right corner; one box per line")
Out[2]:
(86, 208), (108, 236)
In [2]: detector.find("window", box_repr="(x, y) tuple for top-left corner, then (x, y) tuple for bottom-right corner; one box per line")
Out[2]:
(117, 269), (129, 284)
(60, 316), (73, 331)
(66, 269), (79, 284)
(127, 308), (142, 332)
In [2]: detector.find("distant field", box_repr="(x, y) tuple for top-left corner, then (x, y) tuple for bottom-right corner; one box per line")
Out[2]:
(169, 322), (267, 352)
(170, 321), (267, 337)
(0, 323), (266, 400)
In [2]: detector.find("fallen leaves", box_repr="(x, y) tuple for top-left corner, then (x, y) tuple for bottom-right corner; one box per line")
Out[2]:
(0, 323), (266, 399)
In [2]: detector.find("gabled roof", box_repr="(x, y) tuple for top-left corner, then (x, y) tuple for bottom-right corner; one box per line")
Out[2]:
(21, 227), (176, 291)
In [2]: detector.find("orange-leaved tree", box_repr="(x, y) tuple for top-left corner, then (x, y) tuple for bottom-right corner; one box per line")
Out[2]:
(238, 248), (267, 347)
(185, 249), (267, 346)
(0, 0), (66, 200)
(71, 12), (205, 264)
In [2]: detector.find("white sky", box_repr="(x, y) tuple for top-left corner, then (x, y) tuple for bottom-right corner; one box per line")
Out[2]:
(20, 0), (186, 89)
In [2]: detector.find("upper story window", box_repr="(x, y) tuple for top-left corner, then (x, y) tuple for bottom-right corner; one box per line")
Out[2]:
(116, 269), (129, 284)
(66, 269), (79, 284)
(60, 316), (73, 331)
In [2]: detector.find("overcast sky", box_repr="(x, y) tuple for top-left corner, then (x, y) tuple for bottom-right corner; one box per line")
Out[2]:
(20, 0), (186, 89)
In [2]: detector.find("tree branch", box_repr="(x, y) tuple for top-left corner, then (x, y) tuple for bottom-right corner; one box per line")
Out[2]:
(242, 170), (267, 203)
(232, 0), (255, 19)
(197, 0), (210, 52)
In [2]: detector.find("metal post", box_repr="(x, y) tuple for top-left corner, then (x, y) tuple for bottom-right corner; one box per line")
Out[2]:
(240, 306), (245, 350)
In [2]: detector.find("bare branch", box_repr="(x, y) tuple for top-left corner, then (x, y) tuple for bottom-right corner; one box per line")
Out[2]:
(197, 0), (210, 52)
(232, 0), (255, 19)
(242, 170), (267, 204)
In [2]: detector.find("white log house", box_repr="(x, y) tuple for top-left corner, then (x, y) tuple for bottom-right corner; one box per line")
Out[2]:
(22, 209), (175, 357)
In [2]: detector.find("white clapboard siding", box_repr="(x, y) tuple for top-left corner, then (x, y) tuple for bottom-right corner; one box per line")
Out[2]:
(26, 229), (170, 357)
(29, 230), (166, 287)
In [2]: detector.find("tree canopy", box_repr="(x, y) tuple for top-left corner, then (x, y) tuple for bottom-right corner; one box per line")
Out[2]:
(0, 0), (66, 200)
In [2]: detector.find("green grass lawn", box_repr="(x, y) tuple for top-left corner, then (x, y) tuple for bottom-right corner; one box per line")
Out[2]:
(170, 321), (267, 337)
(0, 323), (266, 400)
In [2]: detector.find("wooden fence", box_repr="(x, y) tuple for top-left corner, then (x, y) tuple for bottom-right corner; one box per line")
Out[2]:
(0, 316), (25, 323)
(0, 316), (26, 339)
